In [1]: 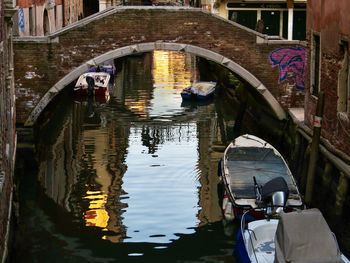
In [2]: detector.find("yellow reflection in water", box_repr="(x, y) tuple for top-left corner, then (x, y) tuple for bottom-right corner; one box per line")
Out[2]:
(83, 191), (109, 228)
(152, 50), (194, 89)
(124, 51), (194, 118)
(82, 128), (113, 229)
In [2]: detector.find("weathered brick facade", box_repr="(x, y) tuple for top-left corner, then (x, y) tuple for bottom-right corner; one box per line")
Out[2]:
(305, 0), (350, 158)
(0, 0), (16, 261)
(14, 7), (305, 125)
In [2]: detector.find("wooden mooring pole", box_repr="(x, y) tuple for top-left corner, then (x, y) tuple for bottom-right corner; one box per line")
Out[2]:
(305, 91), (325, 204)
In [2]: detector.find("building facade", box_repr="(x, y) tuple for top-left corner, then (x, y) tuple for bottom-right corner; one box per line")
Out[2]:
(305, 0), (350, 158)
(15, 0), (129, 36)
(214, 0), (306, 40)
(0, 0), (17, 261)
(15, 0), (79, 36)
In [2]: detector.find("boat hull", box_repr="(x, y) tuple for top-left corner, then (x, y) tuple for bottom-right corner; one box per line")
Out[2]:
(74, 87), (108, 96)
(233, 229), (251, 263)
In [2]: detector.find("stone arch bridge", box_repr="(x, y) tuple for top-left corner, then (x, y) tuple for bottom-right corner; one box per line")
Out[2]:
(14, 6), (306, 126)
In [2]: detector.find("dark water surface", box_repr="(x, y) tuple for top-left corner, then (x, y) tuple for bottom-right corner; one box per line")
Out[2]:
(12, 51), (245, 263)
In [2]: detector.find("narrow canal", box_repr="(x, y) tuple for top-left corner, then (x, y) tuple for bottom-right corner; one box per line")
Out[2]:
(11, 51), (294, 262)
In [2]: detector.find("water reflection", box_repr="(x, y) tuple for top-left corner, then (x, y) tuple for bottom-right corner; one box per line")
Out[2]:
(13, 51), (237, 262)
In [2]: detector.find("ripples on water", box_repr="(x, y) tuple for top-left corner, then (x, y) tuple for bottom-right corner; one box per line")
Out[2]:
(12, 51), (237, 263)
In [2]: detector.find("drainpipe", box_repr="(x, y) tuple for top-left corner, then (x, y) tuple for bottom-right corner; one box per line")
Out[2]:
(287, 0), (294, 40)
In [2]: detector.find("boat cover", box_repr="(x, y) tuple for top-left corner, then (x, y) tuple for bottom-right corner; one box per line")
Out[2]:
(274, 208), (343, 263)
(191, 82), (216, 95)
(225, 147), (299, 198)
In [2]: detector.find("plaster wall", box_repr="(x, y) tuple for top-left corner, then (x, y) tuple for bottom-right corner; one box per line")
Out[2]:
(35, 4), (44, 35)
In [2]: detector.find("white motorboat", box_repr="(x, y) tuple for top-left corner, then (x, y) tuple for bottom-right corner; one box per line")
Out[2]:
(180, 81), (216, 100)
(219, 134), (303, 221)
(74, 72), (111, 96)
(234, 208), (350, 263)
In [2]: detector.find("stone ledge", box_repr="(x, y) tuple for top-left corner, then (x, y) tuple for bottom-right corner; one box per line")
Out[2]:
(289, 107), (305, 124)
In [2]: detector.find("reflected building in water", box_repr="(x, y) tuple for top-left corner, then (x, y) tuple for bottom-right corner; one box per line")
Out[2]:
(34, 50), (231, 246)
(35, 95), (130, 242)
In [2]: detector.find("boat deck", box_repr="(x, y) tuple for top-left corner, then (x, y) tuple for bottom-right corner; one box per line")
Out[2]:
(225, 146), (299, 198)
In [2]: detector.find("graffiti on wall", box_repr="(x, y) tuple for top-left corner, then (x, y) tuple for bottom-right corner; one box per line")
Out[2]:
(269, 46), (306, 90)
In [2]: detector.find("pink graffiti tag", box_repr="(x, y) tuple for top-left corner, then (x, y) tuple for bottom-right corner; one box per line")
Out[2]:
(269, 46), (306, 90)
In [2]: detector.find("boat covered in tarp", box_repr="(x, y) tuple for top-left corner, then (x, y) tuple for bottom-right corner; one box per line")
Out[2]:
(181, 81), (216, 100)
(220, 134), (303, 220)
(275, 208), (346, 263)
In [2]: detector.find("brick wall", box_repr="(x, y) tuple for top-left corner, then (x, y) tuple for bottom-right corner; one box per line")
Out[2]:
(14, 8), (305, 124)
(305, 0), (350, 158)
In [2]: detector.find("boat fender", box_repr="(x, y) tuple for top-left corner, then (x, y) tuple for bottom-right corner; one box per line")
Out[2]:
(222, 194), (235, 221)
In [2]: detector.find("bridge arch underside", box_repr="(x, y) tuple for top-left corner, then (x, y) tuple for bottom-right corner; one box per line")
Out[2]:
(24, 43), (286, 126)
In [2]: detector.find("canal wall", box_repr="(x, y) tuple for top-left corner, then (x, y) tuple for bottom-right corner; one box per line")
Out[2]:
(285, 114), (350, 256)
(1, 0), (17, 262)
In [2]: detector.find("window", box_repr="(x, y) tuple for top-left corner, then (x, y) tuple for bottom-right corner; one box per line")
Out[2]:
(261, 10), (280, 36)
(43, 9), (50, 36)
(293, 10), (306, 40)
(311, 34), (320, 96)
(338, 40), (349, 115)
(29, 7), (34, 35)
(228, 10), (257, 31)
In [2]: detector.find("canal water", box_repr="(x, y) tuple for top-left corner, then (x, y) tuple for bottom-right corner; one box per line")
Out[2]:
(11, 51), (282, 263)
